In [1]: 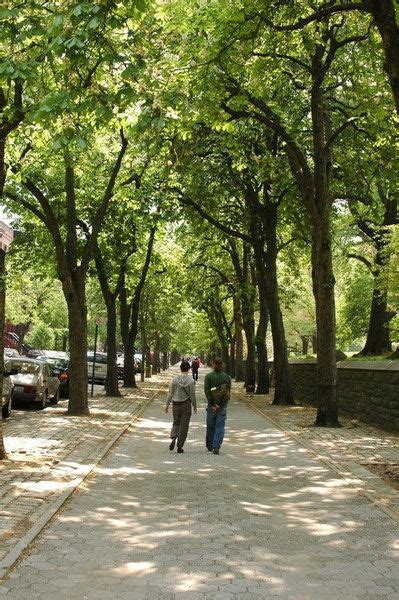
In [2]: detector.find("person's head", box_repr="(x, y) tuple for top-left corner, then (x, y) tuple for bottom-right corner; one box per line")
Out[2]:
(180, 360), (190, 372)
(212, 357), (225, 372)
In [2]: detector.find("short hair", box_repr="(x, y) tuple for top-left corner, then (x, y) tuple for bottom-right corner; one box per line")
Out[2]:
(213, 357), (224, 372)
(180, 360), (190, 372)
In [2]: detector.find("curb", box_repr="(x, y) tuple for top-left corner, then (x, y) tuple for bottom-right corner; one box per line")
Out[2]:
(0, 385), (164, 580)
(242, 395), (399, 523)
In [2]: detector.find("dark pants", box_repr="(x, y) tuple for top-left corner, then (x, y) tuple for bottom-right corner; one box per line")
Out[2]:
(206, 404), (227, 450)
(171, 400), (192, 448)
(192, 368), (198, 381)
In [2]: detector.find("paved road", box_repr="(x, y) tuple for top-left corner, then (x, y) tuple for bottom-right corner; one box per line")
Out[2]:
(0, 370), (398, 599)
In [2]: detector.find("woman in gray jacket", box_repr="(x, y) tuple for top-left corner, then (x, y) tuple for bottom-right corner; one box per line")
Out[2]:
(165, 361), (197, 453)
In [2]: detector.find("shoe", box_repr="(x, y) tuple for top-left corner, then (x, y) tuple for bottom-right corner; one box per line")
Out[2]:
(212, 448), (219, 455)
(177, 447), (184, 453)
(169, 438), (176, 451)
(206, 446), (212, 452)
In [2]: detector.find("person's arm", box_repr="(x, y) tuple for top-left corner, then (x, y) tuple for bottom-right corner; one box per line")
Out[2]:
(188, 380), (197, 412)
(165, 380), (175, 411)
(204, 373), (213, 406)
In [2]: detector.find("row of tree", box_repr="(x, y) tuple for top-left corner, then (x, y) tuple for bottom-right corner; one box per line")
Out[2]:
(1, 1), (398, 459)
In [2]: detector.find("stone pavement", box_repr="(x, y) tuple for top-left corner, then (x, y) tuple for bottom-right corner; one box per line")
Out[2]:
(0, 374), (170, 576)
(0, 367), (398, 599)
(241, 386), (399, 518)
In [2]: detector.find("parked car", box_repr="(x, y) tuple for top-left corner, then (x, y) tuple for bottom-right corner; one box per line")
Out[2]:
(4, 348), (19, 358)
(116, 354), (124, 379)
(2, 368), (14, 419)
(134, 353), (142, 373)
(5, 357), (60, 410)
(37, 351), (70, 398)
(87, 352), (108, 382)
(26, 348), (45, 359)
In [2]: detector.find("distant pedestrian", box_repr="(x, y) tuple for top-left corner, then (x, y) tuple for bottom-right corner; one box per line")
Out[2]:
(165, 361), (197, 453)
(204, 357), (231, 455)
(191, 356), (200, 381)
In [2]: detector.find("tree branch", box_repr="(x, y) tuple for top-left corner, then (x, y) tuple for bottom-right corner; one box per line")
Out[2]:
(262, 3), (367, 32)
(81, 129), (128, 274)
(170, 186), (251, 243)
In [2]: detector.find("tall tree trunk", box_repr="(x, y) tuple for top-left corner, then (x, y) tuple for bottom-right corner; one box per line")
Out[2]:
(251, 202), (292, 404)
(65, 282), (89, 415)
(360, 286), (392, 355)
(140, 322), (146, 382)
(0, 250), (7, 459)
(221, 345), (230, 373)
(154, 331), (160, 374)
(104, 299), (120, 396)
(254, 281), (270, 395)
(234, 301), (245, 382)
(242, 319), (256, 392)
(162, 351), (168, 371)
(121, 227), (156, 388)
(229, 335), (236, 378)
(145, 343), (152, 378)
(368, 0), (399, 115)
(312, 220), (339, 426)
(301, 335), (309, 355)
(123, 332), (137, 387)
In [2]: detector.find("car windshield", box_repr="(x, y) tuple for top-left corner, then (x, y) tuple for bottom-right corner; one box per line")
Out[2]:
(6, 361), (40, 375)
(45, 358), (69, 370)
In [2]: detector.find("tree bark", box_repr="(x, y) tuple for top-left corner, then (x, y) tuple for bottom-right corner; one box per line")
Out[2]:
(120, 227), (156, 388)
(233, 298), (245, 382)
(162, 351), (168, 371)
(254, 298), (270, 395)
(368, 0), (399, 115)
(104, 300), (120, 396)
(254, 198), (293, 404)
(229, 334), (236, 378)
(360, 286), (392, 355)
(65, 277), (89, 415)
(0, 250), (7, 459)
(301, 335), (310, 355)
(154, 331), (160, 374)
(312, 220), (339, 426)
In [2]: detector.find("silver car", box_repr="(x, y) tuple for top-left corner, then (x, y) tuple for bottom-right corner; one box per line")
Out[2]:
(5, 358), (60, 410)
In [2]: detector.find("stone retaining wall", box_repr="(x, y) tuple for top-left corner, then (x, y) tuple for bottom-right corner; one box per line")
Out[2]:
(289, 359), (399, 432)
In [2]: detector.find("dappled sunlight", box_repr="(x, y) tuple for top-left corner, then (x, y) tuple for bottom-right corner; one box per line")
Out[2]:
(111, 561), (156, 576)
(136, 417), (170, 430)
(3, 377), (398, 598)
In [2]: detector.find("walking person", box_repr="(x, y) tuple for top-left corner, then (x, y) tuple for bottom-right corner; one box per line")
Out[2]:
(165, 361), (197, 453)
(191, 356), (200, 381)
(204, 357), (231, 455)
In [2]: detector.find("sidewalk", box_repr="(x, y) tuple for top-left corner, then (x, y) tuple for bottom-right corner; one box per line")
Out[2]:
(237, 383), (399, 519)
(0, 373), (171, 578)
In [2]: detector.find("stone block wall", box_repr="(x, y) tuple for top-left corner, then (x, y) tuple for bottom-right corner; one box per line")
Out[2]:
(289, 359), (399, 433)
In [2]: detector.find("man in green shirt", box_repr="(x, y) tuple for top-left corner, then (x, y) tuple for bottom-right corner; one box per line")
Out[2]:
(204, 357), (231, 454)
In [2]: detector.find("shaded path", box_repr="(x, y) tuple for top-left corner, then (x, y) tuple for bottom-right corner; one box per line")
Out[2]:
(1, 368), (398, 599)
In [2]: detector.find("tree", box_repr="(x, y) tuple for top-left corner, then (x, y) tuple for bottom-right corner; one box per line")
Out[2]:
(5, 130), (128, 414)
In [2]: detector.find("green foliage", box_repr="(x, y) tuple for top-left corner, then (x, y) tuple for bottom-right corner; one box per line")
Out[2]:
(337, 265), (373, 348)
(26, 322), (55, 350)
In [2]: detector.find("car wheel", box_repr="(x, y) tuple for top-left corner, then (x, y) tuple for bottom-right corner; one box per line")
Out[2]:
(37, 391), (47, 410)
(2, 398), (11, 419)
(50, 388), (60, 405)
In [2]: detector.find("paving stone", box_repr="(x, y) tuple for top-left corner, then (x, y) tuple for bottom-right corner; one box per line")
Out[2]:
(0, 366), (398, 598)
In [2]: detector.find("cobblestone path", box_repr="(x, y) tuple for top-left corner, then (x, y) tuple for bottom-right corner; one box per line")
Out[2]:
(0, 371), (398, 599)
